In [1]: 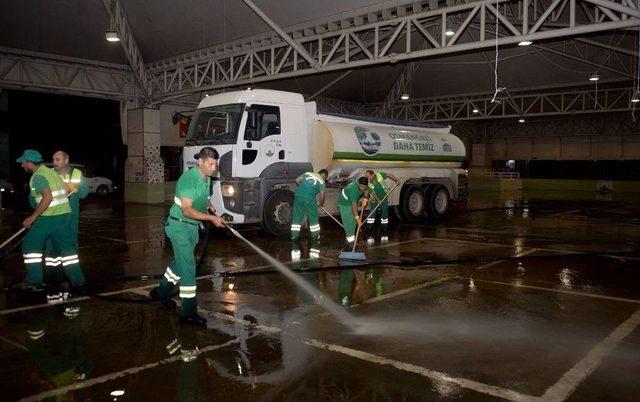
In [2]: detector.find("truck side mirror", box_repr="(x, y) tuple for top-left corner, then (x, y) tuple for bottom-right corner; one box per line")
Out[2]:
(247, 110), (257, 130)
(245, 109), (258, 140)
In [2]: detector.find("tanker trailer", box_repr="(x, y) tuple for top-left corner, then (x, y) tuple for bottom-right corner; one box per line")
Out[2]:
(182, 89), (468, 236)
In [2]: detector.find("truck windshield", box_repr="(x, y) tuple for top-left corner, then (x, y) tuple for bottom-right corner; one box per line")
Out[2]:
(185, 103), (244, 145)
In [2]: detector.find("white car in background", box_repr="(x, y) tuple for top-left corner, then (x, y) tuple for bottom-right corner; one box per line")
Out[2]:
(47, 163), (116, 197)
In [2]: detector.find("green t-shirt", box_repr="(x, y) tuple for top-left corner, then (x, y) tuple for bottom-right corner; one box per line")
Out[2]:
(28, 175), (48, 208)
(295, 172), (325, 199)
(338, 181), (363, 206)
(169, 167), (210, 224)
(368, 171), (389, 197)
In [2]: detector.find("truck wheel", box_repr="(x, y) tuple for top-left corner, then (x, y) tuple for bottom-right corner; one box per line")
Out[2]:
(262, 189), (295, 237)
(426, 184), (450, 220)
(400, 185), (426, 223)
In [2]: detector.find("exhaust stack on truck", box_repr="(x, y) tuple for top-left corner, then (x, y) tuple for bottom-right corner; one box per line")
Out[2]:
(183, 89), (467, 236)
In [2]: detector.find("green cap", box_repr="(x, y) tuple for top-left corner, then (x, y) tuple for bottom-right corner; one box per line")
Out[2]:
(16, 149), (43, 163)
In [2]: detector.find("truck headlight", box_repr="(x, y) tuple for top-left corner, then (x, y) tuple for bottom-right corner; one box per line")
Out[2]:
(222, 184), (235, 197)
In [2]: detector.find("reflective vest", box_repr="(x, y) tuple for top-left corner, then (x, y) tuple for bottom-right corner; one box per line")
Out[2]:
(60, 167), (82, 187)
(368, 171), (387, 192)
(30, 166), (70, 216)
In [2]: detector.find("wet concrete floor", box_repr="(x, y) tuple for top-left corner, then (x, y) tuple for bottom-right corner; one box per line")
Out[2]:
(0, 193), (639, 401)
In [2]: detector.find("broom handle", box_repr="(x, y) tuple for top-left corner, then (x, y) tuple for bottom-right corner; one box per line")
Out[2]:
(0, 188), (77, 252)
(364, 182), (400, 222)
(351, 201), (367, 253)
(317, 204), (344, 228)
(0, 228), (26, 251)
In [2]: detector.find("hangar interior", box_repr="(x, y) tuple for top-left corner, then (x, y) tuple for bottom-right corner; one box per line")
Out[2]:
(0, 1), (639, 401)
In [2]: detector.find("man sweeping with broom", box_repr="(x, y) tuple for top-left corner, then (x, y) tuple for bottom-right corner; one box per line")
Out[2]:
(290, 169), (328, 261)
(337, 176), (369, 251)
(364, 169), (399, 244)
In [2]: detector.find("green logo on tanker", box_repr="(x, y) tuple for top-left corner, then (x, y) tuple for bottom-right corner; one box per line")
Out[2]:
(354, 126), (381, 156)
(443, 143), (452, 152)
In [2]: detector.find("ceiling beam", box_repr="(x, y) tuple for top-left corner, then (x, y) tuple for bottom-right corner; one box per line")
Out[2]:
(241, 0), (317, 68)
(101, 0), (153, 99)
(383, 79), (635, 122)
(575, 37), (638, 57)
(0, 47), (139, 100)
(150, 0), (640, 103)
(306, 70), (352, 101)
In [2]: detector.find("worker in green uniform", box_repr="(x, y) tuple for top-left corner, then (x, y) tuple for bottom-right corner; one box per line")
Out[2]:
(149, 147), (226, 326)
(337, 177), (369, 247)
(290, 169), (328, 261)
(365, 169), (399, 244)
(16, 149), (86, 301)
(51, 150), (89, 250)
(44, 151), (90, 301)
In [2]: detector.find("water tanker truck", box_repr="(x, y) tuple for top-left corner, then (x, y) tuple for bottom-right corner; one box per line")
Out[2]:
(183, 89), (467, 236)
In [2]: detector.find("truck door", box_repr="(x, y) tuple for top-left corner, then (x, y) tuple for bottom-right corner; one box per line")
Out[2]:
(236, 104), (282, 177)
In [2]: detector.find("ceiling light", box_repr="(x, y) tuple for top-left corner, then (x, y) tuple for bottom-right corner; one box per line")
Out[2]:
(105, 30), (120, 42)
(518, 40), (532, 46)
(445, 29), (455, 36)
(472, 108), (479, 113)
(518, 118), (525, 123)
(400, 93), (410, 100)
(588, 73), (600, 81)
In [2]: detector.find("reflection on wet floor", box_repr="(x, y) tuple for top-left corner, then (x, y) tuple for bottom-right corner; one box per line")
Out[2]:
(0, 195), (639, 401)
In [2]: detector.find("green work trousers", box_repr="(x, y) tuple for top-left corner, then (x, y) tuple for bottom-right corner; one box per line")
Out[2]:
(22, 214), (85, 286)
(290, 195), (320, 240)
(338, 204), (357, 243)
(366, 198), (389, 232)
(46, 199), (80, 252)
(157, 219), (200, 317)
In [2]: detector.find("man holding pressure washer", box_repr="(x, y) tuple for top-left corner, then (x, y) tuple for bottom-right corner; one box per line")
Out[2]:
(149, 147), (226, 326)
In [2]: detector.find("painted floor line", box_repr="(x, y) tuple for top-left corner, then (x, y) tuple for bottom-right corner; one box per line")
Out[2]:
(18, 337), (242, 402)
(0, 254), (334, 316)
(539, 308), (640, 402)
(359, 276), (455, 305)
(304, 338), (536, 402)
(474, 248), (540, 270)
(466, 277), (640, 305)
(547, 209), (583, 217)
(373, 234), (586, 255)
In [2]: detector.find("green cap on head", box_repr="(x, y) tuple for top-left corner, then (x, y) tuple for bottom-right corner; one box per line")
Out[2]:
(16, 149), (43, 163)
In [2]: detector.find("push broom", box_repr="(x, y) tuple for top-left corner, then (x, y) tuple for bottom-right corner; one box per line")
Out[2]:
(338, 199), (368, 260)
(338, 182), (400, 260)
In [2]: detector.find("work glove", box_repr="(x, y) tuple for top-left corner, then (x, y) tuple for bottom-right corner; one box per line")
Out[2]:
(360, 198), (368, 208)
(66, 183), (77, 194)
(355, 216), (363, 227)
